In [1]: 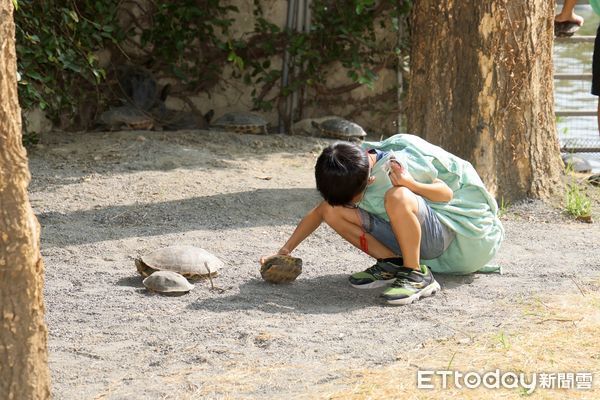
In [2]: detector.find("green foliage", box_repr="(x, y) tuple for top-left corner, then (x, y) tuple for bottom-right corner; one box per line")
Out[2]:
(238, 0), (410, 111)
(140, 0), (239, 89)
(14, 0), (410, 128)
(565, 183), (592, 218)
(14, 1), (122, 125)
(563, 154), (593, 220)
(137, 0), (410, 111)
(495, 330), (511, 350)
(498, 196), (510, 218)
(22, 131), (40, 148)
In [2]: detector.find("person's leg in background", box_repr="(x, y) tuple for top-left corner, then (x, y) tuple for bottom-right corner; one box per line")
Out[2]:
(594, 24), (600, 136)
(555, 0), (584, 25)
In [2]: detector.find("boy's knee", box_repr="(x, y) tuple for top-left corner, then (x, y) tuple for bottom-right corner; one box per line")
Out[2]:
(384, 187), (417, 212)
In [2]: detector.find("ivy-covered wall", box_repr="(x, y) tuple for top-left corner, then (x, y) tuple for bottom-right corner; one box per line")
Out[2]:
(16, 0), (408, 135)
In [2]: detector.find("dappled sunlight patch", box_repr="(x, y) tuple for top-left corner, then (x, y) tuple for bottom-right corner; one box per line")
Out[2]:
(325, 283), (600, 399)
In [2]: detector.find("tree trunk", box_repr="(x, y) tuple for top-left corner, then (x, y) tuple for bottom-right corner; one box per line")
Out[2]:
(407, 0), (563, 201)
(0, 1), (51, 398)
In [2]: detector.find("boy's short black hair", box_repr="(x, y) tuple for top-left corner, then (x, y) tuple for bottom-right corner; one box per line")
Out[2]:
(315, 142), (369, 206)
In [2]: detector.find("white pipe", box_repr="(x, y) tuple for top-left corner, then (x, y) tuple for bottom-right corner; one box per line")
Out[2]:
(298, 0), (311, 121)
(397, 6), (404, 134)
(290, 0), (305, 123)
(280, 0), (297, 133)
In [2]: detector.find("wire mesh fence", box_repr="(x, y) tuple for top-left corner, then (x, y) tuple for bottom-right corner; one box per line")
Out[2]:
(553, 3), (600, 172)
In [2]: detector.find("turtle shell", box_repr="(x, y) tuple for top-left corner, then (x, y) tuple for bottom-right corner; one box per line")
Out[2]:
(210, 112), (268, 134)
(143, 270), (194, 294)
(260, 255), (303, 283)
(135, 245), (222, 279)
(313, 118), (366, 141)
(98, 106), (154, 130)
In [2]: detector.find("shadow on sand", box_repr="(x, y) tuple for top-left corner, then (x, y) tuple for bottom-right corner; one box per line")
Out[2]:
(186, 272), (475, 315)
(38, 187), (320, 247)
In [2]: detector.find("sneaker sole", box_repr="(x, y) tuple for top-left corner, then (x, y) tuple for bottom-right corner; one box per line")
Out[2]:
(385, 280), (441, 305)
(350, 279), (396, 290)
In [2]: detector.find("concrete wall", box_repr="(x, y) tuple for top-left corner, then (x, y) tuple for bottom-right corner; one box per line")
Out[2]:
(25, 0), (400, 135)
(223, 0), (398, 134)
(166, 0), (399, 135)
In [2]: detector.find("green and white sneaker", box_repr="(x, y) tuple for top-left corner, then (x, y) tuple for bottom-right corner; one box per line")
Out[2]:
(382, 265), (441, 305)
(349, 258), (404, 289)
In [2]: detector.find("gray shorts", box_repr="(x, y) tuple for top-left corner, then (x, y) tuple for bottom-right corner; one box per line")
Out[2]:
(358, 196), (454, 260)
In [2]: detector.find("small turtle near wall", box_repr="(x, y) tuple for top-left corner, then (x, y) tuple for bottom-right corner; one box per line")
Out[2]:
(311, 117), (367, 142)
(97, 106), (155, 131)
(210, 112), (269, 134)
(97, 65), (166, 131)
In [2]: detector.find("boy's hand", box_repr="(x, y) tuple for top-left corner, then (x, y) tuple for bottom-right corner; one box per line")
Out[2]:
(388, 160), (416, 189)
(260, 247), (291, 265)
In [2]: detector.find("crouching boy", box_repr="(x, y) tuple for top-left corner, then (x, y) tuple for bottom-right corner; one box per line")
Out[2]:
(263, 134), (504, 305)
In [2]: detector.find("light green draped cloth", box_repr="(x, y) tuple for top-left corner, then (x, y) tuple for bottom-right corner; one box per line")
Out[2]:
(359, 134), (504, 275)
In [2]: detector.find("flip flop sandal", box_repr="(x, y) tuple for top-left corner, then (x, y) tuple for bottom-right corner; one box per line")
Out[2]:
(554, 21), (581, 38)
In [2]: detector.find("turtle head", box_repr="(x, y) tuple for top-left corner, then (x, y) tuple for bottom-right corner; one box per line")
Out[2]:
(134, 258), (152, 276)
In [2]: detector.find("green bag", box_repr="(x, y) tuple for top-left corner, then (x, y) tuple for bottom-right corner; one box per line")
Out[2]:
(591, 0), (600, 16)
(360, 134), (504, 275)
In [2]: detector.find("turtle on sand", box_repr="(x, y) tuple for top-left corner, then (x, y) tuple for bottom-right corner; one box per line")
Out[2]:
(311, 117), (367, 142)
(143, 270), (194, 295)
(97, 65), (167, 131)
(210, 112), (269, 134)
(98, 106), (155, 131)
(260, 255), (303, 283)
(135, 245), (222, 280)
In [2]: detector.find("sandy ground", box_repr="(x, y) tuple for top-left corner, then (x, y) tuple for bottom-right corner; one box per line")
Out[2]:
(27, 130), (600, 399)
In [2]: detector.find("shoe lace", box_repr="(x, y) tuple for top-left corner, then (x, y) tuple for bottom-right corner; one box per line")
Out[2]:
(390, 276), (410, 288)
(364, 263), (385, 276)
(390, 270), (421, 288)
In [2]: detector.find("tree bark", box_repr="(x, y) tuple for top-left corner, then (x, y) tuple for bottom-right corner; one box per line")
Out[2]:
(407, 0), (563, 201)
(0, 1), (51, 398)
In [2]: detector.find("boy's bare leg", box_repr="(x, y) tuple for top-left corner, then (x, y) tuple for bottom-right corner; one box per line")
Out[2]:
(319, 202), (396, 260)
(384, 187), (421, 270)
(381, 187), (440, 305)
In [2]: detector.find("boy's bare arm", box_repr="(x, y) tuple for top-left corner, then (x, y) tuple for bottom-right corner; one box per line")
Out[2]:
(277, 203), (325, 254)
(404, 179), (453, 203)
(389, 162), (453, 203)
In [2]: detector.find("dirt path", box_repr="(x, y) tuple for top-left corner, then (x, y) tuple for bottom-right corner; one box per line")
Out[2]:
(28, 130), (600, 399)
